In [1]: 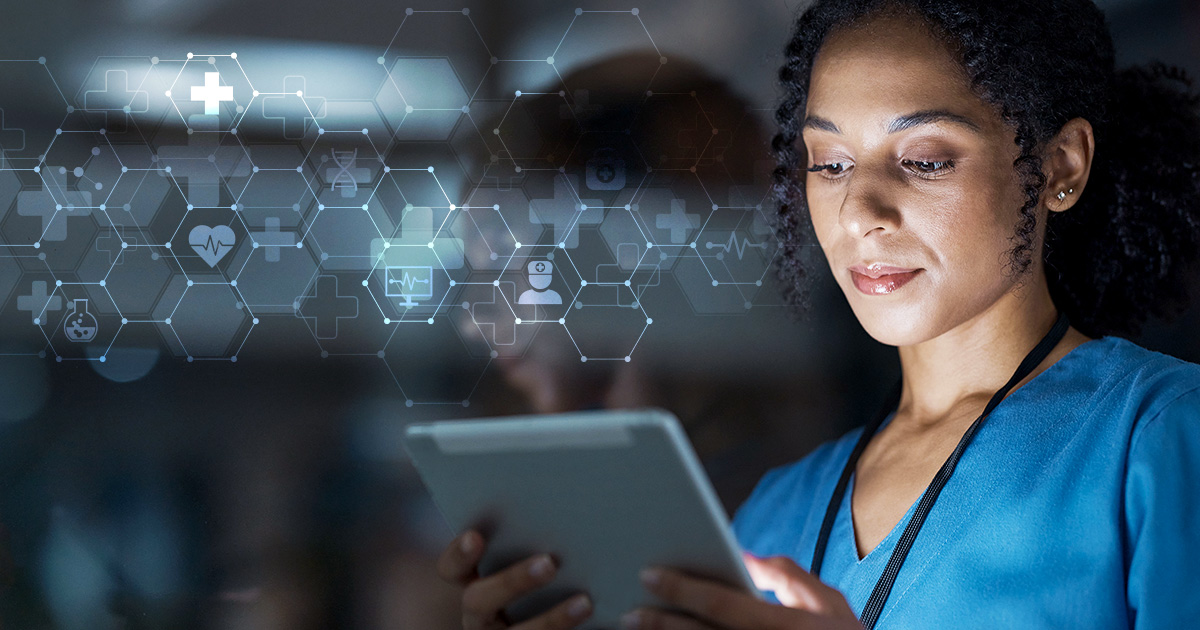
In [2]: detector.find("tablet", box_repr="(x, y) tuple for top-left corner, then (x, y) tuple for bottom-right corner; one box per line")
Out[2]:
(403, 408), (764, 628)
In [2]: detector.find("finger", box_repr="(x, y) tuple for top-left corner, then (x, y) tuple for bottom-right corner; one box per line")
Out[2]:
(638, 567), (773, 630)
(511, 593), (594, 630)
(620, 608), (715, 630)
(462, 553), (559, 621)
(437, 529), (483, 585)
(742, 555), (834, 612)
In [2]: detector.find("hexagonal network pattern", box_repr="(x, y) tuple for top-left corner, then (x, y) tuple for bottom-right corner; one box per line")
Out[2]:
(0, 8), (783, 405)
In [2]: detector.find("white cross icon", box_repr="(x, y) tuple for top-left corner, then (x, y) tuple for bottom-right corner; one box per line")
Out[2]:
(191, 71), (233, 116)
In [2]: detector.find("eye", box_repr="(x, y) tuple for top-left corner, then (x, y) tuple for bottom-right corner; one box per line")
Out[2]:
(806, 162), (850, 180)
(902, 158), (956, 178)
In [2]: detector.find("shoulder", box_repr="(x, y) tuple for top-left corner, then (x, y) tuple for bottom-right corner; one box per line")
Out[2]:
(1086, 336), (1200, 431)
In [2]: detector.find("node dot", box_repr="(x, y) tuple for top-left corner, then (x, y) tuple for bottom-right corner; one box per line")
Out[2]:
(581, 356), (588, 362)
(712, 280), (719, 286)
(514, 317), (522, 325)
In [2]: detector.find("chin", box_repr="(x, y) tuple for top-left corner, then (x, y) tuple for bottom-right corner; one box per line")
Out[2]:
(843, 290), (942, 347)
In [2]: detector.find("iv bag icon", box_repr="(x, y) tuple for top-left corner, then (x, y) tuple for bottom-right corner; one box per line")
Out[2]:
(63, 298), (98, 342)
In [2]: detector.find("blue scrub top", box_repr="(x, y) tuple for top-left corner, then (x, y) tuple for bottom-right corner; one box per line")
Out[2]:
(731, 335), (1200, 628)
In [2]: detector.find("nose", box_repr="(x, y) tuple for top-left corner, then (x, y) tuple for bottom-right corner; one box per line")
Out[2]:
(837, 172), (900, 238)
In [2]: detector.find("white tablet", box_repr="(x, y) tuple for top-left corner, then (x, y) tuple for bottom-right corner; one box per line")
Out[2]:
(403, 407), (764, 628)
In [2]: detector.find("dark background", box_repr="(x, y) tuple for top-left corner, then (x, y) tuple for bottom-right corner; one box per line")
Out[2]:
(0, 1), (1197, 628)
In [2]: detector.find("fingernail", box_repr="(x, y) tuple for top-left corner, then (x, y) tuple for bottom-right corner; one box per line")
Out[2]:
(530, 555), (554, 579)
(639, 567), (661, 587)
(620, 610), (642, 630)
(567, 594), (592, 619)
(460, 535), (474, 554)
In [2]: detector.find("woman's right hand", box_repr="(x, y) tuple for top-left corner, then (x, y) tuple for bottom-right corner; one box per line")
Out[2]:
(437, 528), (594, 630)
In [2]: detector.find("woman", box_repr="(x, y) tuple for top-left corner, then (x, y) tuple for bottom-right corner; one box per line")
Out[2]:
(435, 0), (1200, 627)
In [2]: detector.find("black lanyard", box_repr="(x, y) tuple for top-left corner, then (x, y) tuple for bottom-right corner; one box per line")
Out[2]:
(810, 310), (1070, 628)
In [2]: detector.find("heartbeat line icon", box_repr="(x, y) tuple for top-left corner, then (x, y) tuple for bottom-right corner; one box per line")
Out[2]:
(384, 265), (434, 300)
(388, 273), (431, 291)
(705, 233), (768, 260)
(189, 224), (236, 268)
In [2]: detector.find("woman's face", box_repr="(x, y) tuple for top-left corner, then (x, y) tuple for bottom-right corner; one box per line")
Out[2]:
(802, 13), (1041, 346)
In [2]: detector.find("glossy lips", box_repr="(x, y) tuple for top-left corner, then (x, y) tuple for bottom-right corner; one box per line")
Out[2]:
(848, 263), (922, 295)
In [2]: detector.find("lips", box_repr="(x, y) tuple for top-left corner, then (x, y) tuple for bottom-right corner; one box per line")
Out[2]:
(848, 263), (922, 295)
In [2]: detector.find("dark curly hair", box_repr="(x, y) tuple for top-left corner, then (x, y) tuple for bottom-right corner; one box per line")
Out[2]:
(770, 0), (1200, 338)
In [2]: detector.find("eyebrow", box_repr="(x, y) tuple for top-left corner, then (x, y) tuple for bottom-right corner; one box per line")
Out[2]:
(802, 109), (983, 135)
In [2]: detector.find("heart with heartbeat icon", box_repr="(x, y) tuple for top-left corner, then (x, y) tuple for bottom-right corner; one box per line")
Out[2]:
(188, 224), (236, 267)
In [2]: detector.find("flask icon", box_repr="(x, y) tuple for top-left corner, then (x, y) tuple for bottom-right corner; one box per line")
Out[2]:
(63, 298), (98, 342)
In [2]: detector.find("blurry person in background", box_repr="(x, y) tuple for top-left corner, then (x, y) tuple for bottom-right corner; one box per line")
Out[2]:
(435, 0), (1200, 628)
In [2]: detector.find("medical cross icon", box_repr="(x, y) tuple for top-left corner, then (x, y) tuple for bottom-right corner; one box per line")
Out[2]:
(83, 69), (150, 133)
(17, 281), (63, 325)
(655, 199), (701, 244)
(191, 72), (233, 116)
(251, 217), (297, 262)
(528, 174), (602, 249)
(262, 76), (326, 139)
(16, 166), (92, 242)
(156, 114), (252, 207)
(296, 274), (358, 340)
(470, 283), (517, 346)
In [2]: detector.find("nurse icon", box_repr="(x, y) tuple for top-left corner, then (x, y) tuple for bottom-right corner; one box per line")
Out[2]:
(518, 259), (562, 305)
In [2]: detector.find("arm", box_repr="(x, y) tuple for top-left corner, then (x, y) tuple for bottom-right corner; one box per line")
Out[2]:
(1123, 385), (1200, 628)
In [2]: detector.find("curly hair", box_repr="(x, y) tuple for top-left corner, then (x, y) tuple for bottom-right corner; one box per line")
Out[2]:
(770, 0), (1200, 338)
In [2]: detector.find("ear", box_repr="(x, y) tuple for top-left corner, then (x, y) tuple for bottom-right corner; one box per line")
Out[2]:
(1042, 117), (1095, 213)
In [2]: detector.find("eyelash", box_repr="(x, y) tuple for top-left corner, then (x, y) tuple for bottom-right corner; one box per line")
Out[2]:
(805, 158), (957, 180)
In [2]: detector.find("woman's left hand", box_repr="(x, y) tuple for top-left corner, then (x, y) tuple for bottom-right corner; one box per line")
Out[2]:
(620, 552), (862, 629)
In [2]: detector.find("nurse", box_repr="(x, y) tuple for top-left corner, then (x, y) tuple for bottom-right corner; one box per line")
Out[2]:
(434, 0), (1200, 628)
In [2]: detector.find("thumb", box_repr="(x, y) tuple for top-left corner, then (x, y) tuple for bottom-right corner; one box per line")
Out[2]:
(742, 553), (829, 610)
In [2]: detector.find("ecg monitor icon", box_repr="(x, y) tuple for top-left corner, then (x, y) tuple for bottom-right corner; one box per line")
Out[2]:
(385, 266), (434, 300)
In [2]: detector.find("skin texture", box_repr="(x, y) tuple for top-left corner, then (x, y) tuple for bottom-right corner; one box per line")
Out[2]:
(435, 10), (1100, 630)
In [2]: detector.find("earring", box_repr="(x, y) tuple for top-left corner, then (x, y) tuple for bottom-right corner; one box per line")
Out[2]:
(1056, 191), (1066, 200)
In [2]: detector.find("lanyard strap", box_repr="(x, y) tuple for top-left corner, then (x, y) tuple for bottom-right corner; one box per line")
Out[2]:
(810, 310), (1070, 628)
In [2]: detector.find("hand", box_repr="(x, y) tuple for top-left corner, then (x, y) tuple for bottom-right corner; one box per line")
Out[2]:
(620, 551), (862, 629)
(436, 528), (595, 630)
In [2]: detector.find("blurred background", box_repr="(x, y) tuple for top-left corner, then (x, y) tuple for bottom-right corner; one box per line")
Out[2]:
(0, 0), (1196, 627)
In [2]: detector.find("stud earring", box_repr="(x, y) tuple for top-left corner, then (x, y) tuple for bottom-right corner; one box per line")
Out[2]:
(1056, 191), (1066, 200)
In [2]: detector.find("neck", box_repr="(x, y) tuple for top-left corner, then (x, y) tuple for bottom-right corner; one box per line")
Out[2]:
(894, 276), (1063, 428)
